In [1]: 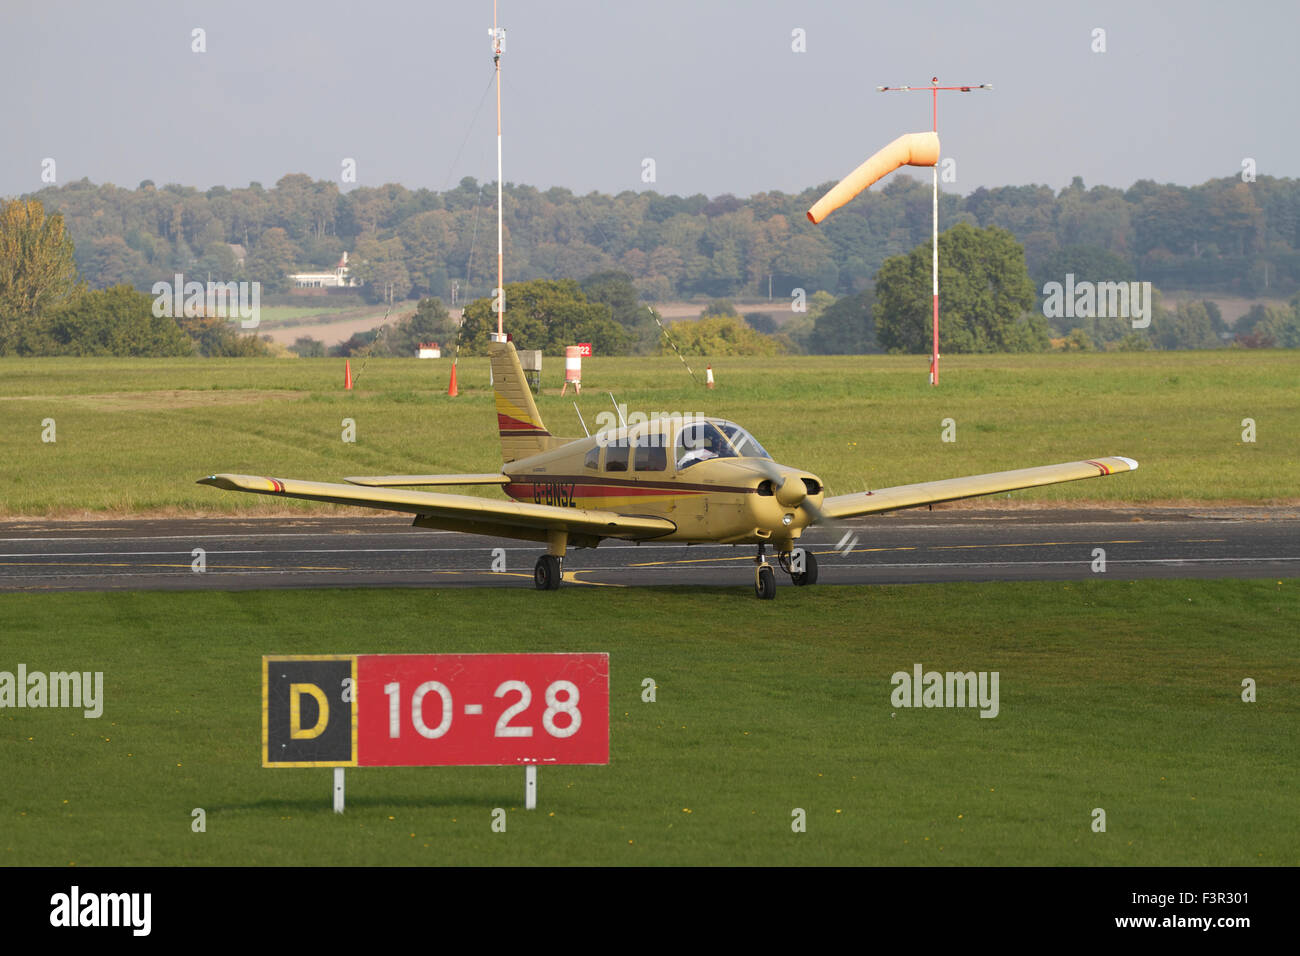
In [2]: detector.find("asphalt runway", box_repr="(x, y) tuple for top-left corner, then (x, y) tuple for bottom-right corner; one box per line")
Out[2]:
(1, 506), (1296, 594)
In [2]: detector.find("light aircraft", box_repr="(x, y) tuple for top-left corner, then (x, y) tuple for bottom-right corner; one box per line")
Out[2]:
(200, 341), (1138, 598)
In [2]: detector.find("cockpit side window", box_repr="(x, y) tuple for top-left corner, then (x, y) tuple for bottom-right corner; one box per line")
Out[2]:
(635, 444), (667, 472)
(584, 445), (601, 470)
(605, 442), (629, 472)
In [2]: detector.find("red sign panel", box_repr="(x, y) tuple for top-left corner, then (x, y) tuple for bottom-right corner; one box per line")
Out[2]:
(576, 342), (592, 356)
(356, 653), (608, 766)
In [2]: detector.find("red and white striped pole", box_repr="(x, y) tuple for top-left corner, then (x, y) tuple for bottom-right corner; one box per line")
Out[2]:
(878, 78), (991, 386)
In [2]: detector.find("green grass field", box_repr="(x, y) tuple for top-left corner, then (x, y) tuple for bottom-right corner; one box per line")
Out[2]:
(2, 351), (1295, 867)
(254, 303), (399, 329)
(1, 350), (1297, 515)
(254, 305), (355, 324)
(2, 580), (1294, 866)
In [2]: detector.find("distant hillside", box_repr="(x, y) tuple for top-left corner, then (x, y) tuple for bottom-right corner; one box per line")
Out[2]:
(25, 172), (1300, 307)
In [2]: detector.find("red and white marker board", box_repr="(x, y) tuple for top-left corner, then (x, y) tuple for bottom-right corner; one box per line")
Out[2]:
(358, 653), (608, 766)
(263, 653), (609, 768)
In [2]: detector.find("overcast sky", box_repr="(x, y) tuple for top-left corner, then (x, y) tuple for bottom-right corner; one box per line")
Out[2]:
(3, 0), (1296, 200)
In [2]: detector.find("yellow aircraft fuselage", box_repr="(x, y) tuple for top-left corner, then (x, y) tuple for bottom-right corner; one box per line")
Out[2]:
(499, 416), (824, 549)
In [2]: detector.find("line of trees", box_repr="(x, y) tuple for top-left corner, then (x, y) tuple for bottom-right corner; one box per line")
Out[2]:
(6, 194), (1299, 360)
(0, 198), (272, 357)
(24, 171), (1300, 309)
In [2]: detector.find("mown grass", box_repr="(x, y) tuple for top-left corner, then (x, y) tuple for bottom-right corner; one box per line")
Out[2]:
(0, 350), (1296, 515)
(255, 305), (357, 324)
(1, 579), (1294, 866)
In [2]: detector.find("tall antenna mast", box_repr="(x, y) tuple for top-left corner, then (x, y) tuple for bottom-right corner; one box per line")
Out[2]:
(490, 3), (507, 342)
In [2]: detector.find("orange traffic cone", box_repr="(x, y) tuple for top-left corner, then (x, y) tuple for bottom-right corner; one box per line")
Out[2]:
(705, 365), (715, 389)
(344, 359), (353, 390)
(448, 360), (458, 397)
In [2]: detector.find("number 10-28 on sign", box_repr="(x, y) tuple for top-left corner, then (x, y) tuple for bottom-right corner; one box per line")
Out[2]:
(356, 653), (609, 766)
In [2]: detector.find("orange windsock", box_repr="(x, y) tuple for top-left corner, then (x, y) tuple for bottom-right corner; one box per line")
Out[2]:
(807, 131), (940, 224)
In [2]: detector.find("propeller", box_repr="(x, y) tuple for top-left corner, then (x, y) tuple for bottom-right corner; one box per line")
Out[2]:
(752, 459), (826, 526)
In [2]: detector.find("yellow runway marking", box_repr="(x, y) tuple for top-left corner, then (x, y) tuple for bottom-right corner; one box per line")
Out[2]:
(564, 571), (625, 587)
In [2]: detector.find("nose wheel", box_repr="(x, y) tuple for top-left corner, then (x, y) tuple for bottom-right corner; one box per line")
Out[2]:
(754, 544), (776, 599)
(778, 547), (818, 586)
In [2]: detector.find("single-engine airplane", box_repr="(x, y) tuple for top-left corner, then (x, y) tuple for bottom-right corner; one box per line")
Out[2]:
(199, 341), (1138, 598)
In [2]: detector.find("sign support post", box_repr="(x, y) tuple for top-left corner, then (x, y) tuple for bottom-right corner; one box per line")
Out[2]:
(525, 765), (537, 810)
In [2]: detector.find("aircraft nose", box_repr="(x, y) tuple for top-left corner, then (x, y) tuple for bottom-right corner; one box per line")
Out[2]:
(774, 475), (807, 509)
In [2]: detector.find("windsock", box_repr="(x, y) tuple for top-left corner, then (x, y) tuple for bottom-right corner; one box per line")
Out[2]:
(807, 131), (940, 224)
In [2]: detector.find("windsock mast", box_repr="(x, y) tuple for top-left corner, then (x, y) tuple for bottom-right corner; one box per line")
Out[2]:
(875, 78), (991, 387)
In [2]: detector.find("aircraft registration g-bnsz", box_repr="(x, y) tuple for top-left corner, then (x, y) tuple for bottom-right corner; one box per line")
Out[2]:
(200, 341), (1138, 599)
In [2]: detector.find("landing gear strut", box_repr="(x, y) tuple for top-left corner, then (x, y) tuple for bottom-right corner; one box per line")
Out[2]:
(534, 529), (567, 591)
(779, 547), (818, 586)
(754, 543), (776, 600)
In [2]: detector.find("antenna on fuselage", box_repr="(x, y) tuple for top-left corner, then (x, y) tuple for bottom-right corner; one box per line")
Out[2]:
(573, 401), (590, 437)
(608, 392), (627, 428)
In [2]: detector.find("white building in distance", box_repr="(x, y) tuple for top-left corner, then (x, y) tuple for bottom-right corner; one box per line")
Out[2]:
(289, 252), (360, 289)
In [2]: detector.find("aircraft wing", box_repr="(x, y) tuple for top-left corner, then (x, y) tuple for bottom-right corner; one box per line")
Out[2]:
(820, 457), (1138, 521)
(198, 474), (676, 545)
(344, 474), (510, 487)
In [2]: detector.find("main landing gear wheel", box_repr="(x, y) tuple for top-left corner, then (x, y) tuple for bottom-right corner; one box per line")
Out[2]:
(754, 564), (776, 600)
(534, 554), (562, 590)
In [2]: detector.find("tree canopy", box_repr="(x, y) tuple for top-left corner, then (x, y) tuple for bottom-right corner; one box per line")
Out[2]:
(375, 297), (459, 357)
(0, 199), (82, 352)
(16, 285), (193, 357)
(457, 279), (632, 355)
(809, 288), (877, 354)
(657, 314), (790, 356)
(874, 224), (1048, 354)
(29, 172), (1300, 308)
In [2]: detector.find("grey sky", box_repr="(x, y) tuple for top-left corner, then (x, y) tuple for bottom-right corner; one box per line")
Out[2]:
(3, 0), (1296, 200)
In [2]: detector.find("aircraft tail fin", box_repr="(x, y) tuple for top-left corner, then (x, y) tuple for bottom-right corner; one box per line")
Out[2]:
(489, 339), (556, 463)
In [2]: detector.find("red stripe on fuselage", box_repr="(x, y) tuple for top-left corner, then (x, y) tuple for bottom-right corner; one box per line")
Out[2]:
(505, 482), (704, 502)
(506, 474), (752, 495)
